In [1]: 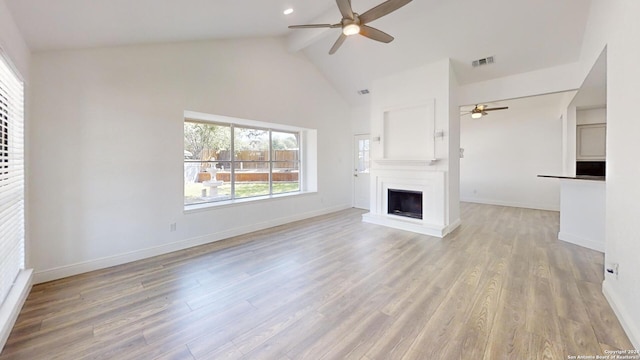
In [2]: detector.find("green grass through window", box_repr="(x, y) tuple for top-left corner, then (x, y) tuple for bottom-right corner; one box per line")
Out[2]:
(185, 182), (299, 204)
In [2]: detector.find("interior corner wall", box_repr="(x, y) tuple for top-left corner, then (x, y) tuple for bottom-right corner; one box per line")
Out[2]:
(460, 101), (562, 211)
(586, 0), (640, 350)
(28, 37), (352, 283)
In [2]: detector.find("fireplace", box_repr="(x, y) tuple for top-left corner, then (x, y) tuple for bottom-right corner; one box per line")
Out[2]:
(388, 189), (423, 219)
(362, 168), (452, 237)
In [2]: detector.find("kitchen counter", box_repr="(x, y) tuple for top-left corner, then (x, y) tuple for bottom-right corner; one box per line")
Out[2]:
(539, 175), (605, 252)
(538, 174), (605, 181)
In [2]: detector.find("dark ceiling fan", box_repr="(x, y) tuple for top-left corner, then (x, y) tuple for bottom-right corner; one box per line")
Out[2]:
(461, 104), (509, 119)
(288, 0), (412, 54)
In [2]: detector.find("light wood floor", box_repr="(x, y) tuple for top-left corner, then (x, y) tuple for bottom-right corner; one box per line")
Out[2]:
(1, 203), (633, 359)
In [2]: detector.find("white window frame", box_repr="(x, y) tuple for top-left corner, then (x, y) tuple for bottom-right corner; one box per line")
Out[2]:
(184, 110), (317, 211)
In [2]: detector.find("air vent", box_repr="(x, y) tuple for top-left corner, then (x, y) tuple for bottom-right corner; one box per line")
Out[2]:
(472, 56), (495, 67)
(357, 89), (370, 95)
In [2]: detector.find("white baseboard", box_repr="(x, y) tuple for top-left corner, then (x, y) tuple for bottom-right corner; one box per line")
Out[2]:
(443, 218), (462, 236)
(460, 197), (560, 212)
(33, 204), (351, 284)
(603, 280), (640, 350)
(558, 231), (605, 252)
(1, 269), (33, 352)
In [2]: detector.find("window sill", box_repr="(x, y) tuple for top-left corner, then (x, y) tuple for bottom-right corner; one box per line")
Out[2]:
(183, 190), (317, 214)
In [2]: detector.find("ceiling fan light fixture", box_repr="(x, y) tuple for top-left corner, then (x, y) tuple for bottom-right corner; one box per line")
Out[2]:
(283, 8), (294, 15)
(288, 0), (412, 54)
(471, 112), (483, 119)
(343, 23), (360, 36)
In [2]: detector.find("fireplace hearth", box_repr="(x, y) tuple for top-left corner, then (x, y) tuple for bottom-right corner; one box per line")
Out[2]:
(388, 189), (423, 219)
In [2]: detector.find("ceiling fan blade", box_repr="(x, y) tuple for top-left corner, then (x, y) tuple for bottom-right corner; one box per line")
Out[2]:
(288, 24), (337, 29)
(336, 0), (354, 20)
(359, 0), (412, 24)
(483, 107), (509, 112)
(329, 34), (347, 54)
(359, 25), (394, 43)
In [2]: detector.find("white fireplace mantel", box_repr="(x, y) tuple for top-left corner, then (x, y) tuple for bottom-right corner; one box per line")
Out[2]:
(373, 159), (439, 167)
(362, 168), (458, 238)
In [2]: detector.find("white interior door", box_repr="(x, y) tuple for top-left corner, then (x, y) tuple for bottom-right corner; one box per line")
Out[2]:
(353, 134), (370, 209)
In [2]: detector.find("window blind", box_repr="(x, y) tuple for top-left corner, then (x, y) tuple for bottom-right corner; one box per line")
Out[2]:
(0, 52), (25, 308)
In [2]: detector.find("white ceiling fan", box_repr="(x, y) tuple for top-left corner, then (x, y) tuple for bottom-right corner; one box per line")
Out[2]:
(288, 0), (412, 54)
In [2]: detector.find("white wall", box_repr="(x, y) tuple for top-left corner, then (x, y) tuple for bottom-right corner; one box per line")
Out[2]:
(28, 37), (352, 282)
(561, 101), (578, 176)
(460, 94), (563, 211)
(586, 0), (640, 350)
(351, 104), (371, 135)
(448, 65), (460, 224)
(458, 62), (582, 107)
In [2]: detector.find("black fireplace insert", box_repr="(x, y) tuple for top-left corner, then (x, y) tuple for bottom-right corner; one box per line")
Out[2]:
(387, 189), (423, 219)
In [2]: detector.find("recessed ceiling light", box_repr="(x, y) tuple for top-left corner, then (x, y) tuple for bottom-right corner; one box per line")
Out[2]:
(283, 8), (294, 15)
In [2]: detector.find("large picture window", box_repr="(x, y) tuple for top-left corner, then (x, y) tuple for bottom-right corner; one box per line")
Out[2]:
(184, 119), (301, 206)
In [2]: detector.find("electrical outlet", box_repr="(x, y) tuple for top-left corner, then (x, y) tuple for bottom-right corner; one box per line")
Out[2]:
(170, 223), (177, 232)
(606, 263), (619, 279)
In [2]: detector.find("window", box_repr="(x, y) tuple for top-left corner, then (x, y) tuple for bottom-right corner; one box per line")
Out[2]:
(0, 53), (25, 307)
(356, 138), (370, 173)
(184, 118), (301, 206)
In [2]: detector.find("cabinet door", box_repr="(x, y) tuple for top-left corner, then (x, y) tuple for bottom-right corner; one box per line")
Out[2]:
(577, 124), (606, 160)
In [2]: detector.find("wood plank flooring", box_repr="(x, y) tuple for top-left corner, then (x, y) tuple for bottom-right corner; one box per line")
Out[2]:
(0, 203), (633, 359)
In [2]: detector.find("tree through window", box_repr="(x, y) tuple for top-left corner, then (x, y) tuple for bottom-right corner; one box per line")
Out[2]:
(184, 119), (300, 206)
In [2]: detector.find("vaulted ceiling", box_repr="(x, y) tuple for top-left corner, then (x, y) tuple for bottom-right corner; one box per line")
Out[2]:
(5, 0), (592, 105)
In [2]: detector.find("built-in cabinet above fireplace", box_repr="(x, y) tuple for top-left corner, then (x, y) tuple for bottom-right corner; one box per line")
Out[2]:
(377, 100), (437, 162)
